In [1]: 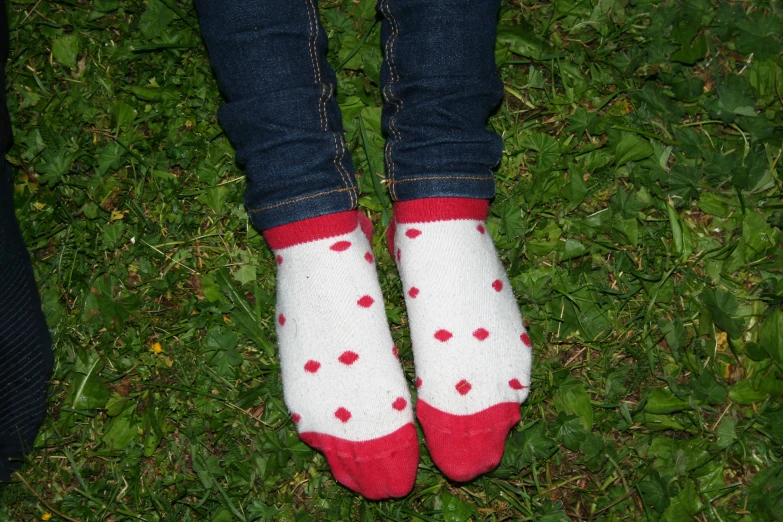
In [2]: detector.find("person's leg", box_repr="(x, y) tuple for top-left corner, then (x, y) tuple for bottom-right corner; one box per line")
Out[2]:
(194, 1), (358, 229)
(377, 0), (533, 481)
(194, 1), (418, 499)
(0, 164), (53, 483)
(0, 0), (54, 483)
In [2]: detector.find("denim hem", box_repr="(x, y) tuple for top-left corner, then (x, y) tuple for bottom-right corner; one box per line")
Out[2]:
(389, 173), (496, 202)
(247, 186), (358, 230)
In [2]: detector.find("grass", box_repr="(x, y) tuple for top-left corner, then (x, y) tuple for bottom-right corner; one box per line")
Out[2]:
(2, 0), (783, 520)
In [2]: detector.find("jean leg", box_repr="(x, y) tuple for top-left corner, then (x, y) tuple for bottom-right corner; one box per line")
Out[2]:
(194, 0), (358, 230)
(0, 0), (54, 482)
(0, 162), (55, 483)
(376, 0), (504, 202)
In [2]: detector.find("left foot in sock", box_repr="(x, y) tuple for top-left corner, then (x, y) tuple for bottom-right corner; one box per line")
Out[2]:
(390, 197), (532, 482)
(265, 210), (418, 499)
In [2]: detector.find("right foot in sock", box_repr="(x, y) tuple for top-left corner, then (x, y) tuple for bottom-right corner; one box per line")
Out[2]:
(390, 198), (533, 482)
(264, 210), (418, 499)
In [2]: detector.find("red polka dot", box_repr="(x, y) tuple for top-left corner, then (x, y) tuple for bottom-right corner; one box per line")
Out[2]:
(473, 328), (490, 341)
(334, 407), (352, 423)
(304, 360), (321, 373)
(357, 295), (375, 308)
(276, 255), (283, 265)
(392, 346), (399, 359)
(397, 248), (401, 261)
(365, 252), (374, 263)
(291, 413), (301, 423)
(405, 228), (422, 239)
(455, 380), (472, 395)
(415, 377), (422, 388)
(521, 332), (531, 346)
(408, 287), (420, 299)
(492, 279), (503, 292)
(278, 313), (286, 326)
(338, 351), (359, 365)
(434, 329), (453, 342)
(509, 379), (526, 390)
(476, 224), (486, 234)
(330, 241), (351, 252)
(392, 397), (407, 411)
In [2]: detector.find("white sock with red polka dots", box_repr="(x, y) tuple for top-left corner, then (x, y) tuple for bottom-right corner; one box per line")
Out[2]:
(264, 210), (418, 499)
(390, 197), (533, 482)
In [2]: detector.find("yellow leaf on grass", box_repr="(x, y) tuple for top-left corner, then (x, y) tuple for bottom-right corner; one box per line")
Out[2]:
(716, 331), (729, 352)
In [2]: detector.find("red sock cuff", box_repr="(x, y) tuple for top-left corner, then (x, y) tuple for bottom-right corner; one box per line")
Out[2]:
(263, 210), (360, 250)
(394, 197), (489, 224)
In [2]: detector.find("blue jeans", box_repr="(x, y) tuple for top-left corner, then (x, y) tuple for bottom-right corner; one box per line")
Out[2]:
(195, 0), (503, 230)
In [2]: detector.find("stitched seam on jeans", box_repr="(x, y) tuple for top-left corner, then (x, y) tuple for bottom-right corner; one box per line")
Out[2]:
(307, 0), (354, 206)
(318, 84), (329, 133)
(306, 0), (327, 131)
(335, 128), (357, 207)
(381, 0), (403, 201)
(330, 128), (356, 208)
(386, 0), (402, 199)
(343, 128), (357, 207)
(247, 187), (355, 213)
(388, 175), (495, 185)
(304, 0), (324, 131)
(326, 83), (355, 207)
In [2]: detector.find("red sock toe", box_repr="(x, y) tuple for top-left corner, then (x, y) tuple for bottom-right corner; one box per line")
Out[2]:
(416, 400), (519, 482)
(300, 423), (419, 499)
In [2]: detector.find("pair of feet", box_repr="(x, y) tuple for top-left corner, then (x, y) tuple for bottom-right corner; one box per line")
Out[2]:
(263, 197), (532, 499)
